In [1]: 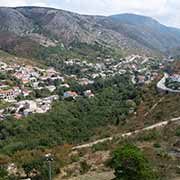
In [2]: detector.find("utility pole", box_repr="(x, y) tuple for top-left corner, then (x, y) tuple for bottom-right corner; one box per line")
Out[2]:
(45, 153), (53, 180)
(48, 160), (52, 180)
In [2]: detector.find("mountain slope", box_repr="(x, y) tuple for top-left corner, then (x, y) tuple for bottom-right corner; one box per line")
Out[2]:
(109, 14), (180, 52)
(0, 7), (180, 57)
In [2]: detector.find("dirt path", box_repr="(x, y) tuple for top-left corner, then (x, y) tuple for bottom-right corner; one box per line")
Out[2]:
(144, 97), (164, 118)
(73, 116), (180, 150)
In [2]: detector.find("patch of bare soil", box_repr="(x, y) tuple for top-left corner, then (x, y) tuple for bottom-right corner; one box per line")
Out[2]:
(57, 171), (114, 180)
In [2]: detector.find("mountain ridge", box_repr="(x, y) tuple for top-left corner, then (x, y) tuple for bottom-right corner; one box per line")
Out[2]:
(0, 6), (180, 57)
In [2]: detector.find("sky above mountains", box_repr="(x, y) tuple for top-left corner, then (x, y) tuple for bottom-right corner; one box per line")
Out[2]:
(0, 0), (180, 28)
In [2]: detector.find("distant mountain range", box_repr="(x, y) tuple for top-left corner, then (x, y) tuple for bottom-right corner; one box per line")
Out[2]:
(0, 6), (180, 57)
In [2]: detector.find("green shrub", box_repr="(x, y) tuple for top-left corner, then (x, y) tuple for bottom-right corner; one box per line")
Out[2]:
(153, 143), (161, 148)
(175, 128), (180, 136)
(92, 141), (110, 152)
(137, 130), (160, 142)
(71, 155), (80, 163)
(80, 161), (91, 174)
(111, 144), (156, 180)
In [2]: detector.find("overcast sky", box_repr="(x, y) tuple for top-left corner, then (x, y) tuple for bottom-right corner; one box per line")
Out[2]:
(0, 0), (180, 28)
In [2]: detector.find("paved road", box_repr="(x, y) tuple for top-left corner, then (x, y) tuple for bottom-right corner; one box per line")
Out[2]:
(73, 116), (180, 150)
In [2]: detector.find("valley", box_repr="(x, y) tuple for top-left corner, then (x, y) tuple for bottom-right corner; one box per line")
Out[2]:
(0, 49), (179, 180)
(0, 5), (179, 180)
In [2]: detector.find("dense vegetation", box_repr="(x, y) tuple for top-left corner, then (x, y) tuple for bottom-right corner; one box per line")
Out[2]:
(0, 74), (141, 179)
(36, 42), (123, 61)
(165, 78), (180, 90)
(111, 144), (156, 180)
(0, 72), (21, 87)
(0, 75), (140, 152)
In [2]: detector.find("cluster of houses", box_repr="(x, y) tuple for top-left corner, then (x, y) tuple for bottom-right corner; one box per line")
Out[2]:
(0, 95), (59, 120)
(0, 61), (63, 119)
(123, 56), (164, 85)
(0, 60), (97, 120)
(0, 62), (65, 102)
(0, 54), (172, 120)
(63, 90), (94, 100)
(0, 87), (21, 101)
(61, 55), (166, 85)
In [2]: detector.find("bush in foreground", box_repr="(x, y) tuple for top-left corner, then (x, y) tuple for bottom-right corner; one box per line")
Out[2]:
(111, 144), (156, 180)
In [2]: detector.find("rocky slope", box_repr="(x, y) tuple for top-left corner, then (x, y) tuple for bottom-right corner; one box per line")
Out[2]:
(0, 6), (180, 56)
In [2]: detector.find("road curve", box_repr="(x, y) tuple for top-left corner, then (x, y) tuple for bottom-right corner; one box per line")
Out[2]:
(73, 116), (180, 150)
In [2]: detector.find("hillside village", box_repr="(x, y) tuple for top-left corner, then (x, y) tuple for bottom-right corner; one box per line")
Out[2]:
(60, 55), (169, 84)
(0, 5), (180, 180)
(0, 55), (177, 120)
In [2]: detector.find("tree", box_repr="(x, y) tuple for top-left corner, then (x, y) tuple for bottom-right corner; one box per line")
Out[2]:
(34, 88), (51, 98)
(111, 144), (156, 180)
